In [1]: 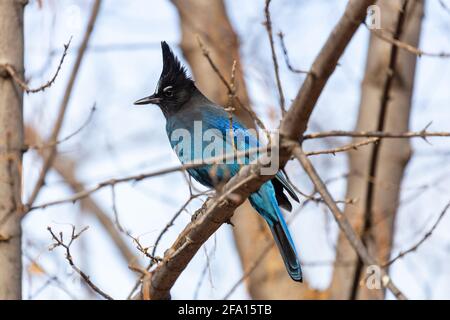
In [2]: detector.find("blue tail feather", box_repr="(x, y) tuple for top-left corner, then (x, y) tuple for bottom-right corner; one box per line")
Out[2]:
(249, 183), (302, 282)
(269, 210), (303, 282)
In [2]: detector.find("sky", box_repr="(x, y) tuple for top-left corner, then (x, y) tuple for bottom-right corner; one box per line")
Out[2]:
(20, 0), (450, 299)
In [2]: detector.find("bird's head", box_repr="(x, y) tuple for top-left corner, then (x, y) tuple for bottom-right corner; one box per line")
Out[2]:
(134, 41), (195, 116)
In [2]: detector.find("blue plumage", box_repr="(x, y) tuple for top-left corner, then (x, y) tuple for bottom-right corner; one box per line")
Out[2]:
(134, 41), (302, 282)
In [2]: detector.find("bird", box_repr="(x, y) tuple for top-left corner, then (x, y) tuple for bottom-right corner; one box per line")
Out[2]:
(134, 41), (302, 282)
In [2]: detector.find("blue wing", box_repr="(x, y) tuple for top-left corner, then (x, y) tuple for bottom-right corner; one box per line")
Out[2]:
(167, 105), (297, 193)
(165, 104), (302, 281)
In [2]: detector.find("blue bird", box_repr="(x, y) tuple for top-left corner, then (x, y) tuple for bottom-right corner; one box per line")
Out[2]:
(134, 41), (302, 282)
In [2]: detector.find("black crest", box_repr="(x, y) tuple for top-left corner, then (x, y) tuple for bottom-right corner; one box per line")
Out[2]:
(158, 41), (193, 91)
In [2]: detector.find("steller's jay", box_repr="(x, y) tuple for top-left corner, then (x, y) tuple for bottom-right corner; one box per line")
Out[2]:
(134, 41), (302, 282)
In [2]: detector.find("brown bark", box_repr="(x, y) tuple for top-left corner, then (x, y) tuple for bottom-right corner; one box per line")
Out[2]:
(0, 0), (25, 300)
(170, 0), (320, 299)
(330, 0), (424, 299)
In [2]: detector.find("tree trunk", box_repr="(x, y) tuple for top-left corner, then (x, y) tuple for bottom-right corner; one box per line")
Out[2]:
(329, 0), (424, 299)
(171, 0), (323, 299)
(0, 0), (25, 300)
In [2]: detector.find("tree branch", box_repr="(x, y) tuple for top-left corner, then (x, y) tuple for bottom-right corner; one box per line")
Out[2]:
(1, 37), (72, 93)
(136, 0), (392, 300)
(303, 129), (450, 140)
(264, 0), (286, 114)
(351, 0), (409, 299)
(291, 145), (407, 300)
(47, 225), (113, 300)
(279, 0), (377, 140)
(383, 201), (450, 267)
(25, 0), (102, 210)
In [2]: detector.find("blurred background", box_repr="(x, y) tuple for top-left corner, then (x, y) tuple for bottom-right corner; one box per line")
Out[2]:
(16, 0), (450, 299)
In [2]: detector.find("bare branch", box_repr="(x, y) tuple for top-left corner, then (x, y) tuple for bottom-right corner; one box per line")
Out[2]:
(110, 185), (125, 233)
(28, 135), (378, 214)
(26, 146), (268, 213)
(439, 0), (450, 15)
(47, 225), (113, 300)
(139, 170), (263, 300)
(277, 32), (309, 74)
(383, 201), (450, 267)
(305, 137), (379, 156)
(279, 0), (378, 140)
(196, 36), (268, 134)
(25, 0), (102, 210)
(24, 104), (96, 152)
(292, 144), (407, 300)
(126, 193), (209, 299)
(367, 25), (450, 58)
(264, 0), (286, 114)
(303, 129), (450, 140)
(0, 37), (72, 93)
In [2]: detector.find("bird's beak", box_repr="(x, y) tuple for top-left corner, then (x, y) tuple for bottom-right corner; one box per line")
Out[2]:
(134, 94), (161, 105)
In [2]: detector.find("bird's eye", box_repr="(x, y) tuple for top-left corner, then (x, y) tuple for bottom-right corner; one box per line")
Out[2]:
(163, 86), (173, 97)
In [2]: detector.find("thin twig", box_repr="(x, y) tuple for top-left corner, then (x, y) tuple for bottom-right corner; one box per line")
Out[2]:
(195, 35), (269, 135)
(223, 195), (352, 299)
(383, 201), (450, 267)
(193, 241), (216, 299)
(226, 60), (238, 152)
(277, 32), (309, 74)
(137, 171), (261, 299)
(151, 194), (207, 258)
(28, 137), (377, 214)
(305, 137), (379, 156)
(223, 239), (272, 300)
(439, 0), (450, 15)
(303, 129), (450, 140)
(24, 252), (77, 299)
(367, 25), (450, 58)
(1, 37), (72, 93)
(47, 225), (113, 300)
(126, 193), (208, 299)
(126, 233), (161, 264)
(26, 126), (139, 267)
(26, 146), (268, 213)
(25, 0), (102, 210)
(110, 185), (125, 233)
(264, 0), (286, 114)
(25, 104), (96, 152)
(292, 144), (407, 300)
